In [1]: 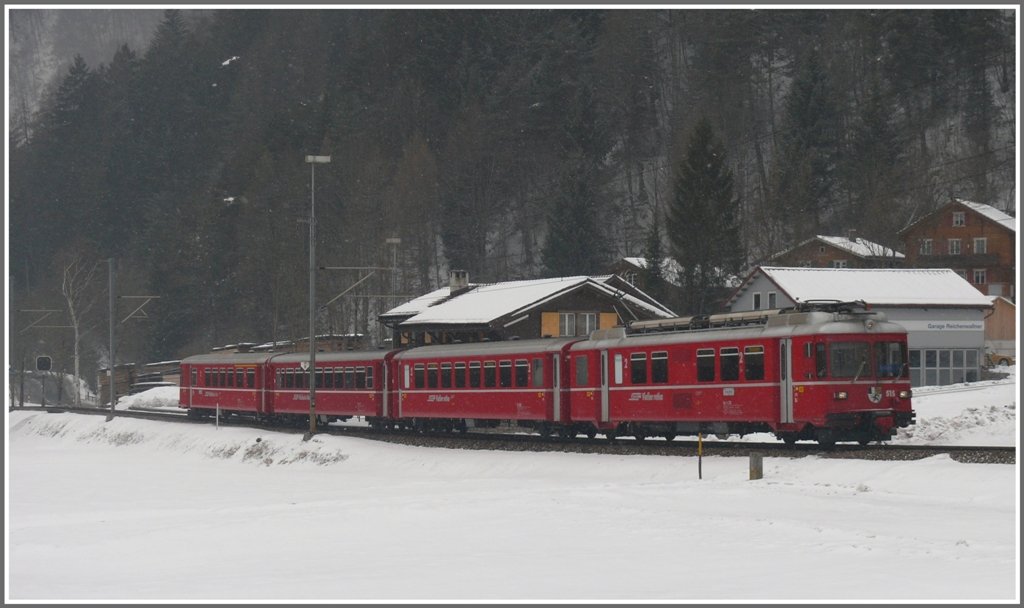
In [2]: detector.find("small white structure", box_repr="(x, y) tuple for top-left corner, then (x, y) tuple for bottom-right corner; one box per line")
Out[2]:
(725, 267), (994, 386)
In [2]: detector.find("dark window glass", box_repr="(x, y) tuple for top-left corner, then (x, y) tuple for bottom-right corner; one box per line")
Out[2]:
(285, 369), (294, 389)
(441, 363), (452, 388)
(236, 370), (244, 387)
(575, 355), (589, 386)
(720, 348), (740, 381)
(484, 362), (496, 387)
(220, 369), (228, 387)
(427, 364), (438, 388)
(356, 367), (367, 389)
(247, 369), (255, 388)
(531, 358), (544, 388)
(630, 353), (647, 384)
(315, 368), (324, 389)
(830, 342), (870, 378)
(203, 369), (210, 386)
(344, 367), (355, 389)
(909, 350), (921, 368)
(414, 364), (425, 388)
(191, 368), (198, 387)
(815, 343), (828, 378)
(697, 349), (715, 382)
(366, 366), (374, 389)
(651, 352), (668, 383)
(515, 360), (529, 387)
(499, 361), (512, 388)
(744, 346), (765, 380)
(455, 363), (466, 388)
(875, 342), (906, 378)
(469, 362), (481, 387)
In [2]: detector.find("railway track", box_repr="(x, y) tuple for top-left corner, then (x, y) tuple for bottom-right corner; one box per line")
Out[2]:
(11, 405), (1016, 465)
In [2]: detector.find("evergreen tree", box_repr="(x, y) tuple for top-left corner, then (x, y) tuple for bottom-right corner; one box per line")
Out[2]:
(541, 165), (608, 278)
(640, 209), (669, 306)
(666, 118), (743, 315)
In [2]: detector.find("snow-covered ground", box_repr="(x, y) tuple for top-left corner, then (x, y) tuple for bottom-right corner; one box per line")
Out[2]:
(6, 368), (1019, 601)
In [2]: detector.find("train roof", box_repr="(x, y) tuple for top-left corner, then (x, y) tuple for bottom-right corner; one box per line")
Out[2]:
(394, 338), (579, 360)
(181, 352), (278, 365)
(272, 350), (390, 364)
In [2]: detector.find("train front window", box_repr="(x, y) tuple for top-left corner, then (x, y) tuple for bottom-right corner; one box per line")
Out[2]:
(875, 342), (907, 378)
(830, 342), (870, 378)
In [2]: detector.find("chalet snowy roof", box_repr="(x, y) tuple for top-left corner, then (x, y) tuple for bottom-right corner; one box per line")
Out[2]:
(956, 199), (1016, 232)
(383, 275), (674, 326)
(814, 235), (904, 259)
(730, 267), (993, 308)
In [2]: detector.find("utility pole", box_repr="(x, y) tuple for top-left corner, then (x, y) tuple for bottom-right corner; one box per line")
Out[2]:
(305, 154), (331, 439)
(107, 258), (116, 421)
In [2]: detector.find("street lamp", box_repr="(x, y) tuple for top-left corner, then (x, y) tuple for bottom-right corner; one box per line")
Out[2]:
(305, 154), (331, 438)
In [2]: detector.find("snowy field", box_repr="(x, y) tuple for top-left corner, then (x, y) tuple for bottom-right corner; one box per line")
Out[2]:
(6, 367), (1019, 601)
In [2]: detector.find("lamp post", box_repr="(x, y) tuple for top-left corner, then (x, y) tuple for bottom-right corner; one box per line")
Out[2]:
(305, 154), (331, 438)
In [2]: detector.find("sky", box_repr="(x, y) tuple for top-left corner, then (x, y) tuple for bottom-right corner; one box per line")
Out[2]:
(5, 365), (1018, 602)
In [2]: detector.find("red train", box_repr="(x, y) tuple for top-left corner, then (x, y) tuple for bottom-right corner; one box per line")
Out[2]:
(179, 302), (915, 446)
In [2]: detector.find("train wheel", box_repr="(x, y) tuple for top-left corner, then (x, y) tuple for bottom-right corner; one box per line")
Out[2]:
(605, 430), (617, 441)
(781, 434), (798, 447)
(559, 427), (574, 439)
(664, 433), (676, 441)
(634, 432), (646, 442)
(586, 428), (597, 440)
(539, 423), (552, 439)
(815, 428), (836, 449)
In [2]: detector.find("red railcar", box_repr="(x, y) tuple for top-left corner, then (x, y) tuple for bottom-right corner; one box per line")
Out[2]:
(570, 307), (914, 445)
(266, 351), (389, 422)
(179, 353), (276, 417)
(389, 339), (579, 434)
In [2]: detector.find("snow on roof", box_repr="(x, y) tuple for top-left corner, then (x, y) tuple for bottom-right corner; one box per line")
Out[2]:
(394, 275), (673, 326)
(815, 236), (904, 259)
(621, 257), (682, 284)
(756, 267), (993, 307)
(956, 199), (1016, 232)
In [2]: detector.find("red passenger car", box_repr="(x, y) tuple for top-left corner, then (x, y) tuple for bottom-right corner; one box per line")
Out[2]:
(266, 351), (389, 422)
(179, 353), (275, 417)
(389, 339), (579, 434)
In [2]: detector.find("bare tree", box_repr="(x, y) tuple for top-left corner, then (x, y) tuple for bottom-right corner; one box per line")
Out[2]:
(60, 253), (100, 406)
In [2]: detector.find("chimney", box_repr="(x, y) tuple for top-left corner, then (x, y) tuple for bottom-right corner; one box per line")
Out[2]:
(449, 269), (469, 292)
(846, 229), (857, 242)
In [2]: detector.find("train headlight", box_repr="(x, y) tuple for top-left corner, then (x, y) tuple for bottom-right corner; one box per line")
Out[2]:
(834, 391), (848, 400)
(899, 390), (911, 399)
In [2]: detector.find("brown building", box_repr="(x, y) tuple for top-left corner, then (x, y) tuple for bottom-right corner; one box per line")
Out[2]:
(770, 232), (904, 269)
(900, 198), (1016, 300)
(379, 271), (675, 347)
(984, 296), (1016, 364)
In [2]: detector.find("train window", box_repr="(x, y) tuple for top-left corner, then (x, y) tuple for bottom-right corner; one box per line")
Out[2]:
(815, 343), (827, 378)
(284, 369), (294, 389)
(190, 368), (198, 387)
(441, 363), (452, 388)
(697, 349), (715, 382)
(414, 364), (425, 389)
(220, 369), (228, 387)
(720, 347), (740, 381)
(365, 366), (374, 389)
(427, 364), (439, 388)
(499, 361), (513, 388)
(333, 367), (343, 388)
(484, 362), (497, 387)
(315, 368), (324, 389)
(343, 367), (354, 389)
(469, 362), (482, 387)
(651, 351), (669, 383)
(404, 365), (410, 389)
(295, 369), (305, 389)
(236, 369), (245, 388)
(247, 369), (255, 388)
(515, 360), (529, 387)
(575, 355), (589, 386)
(532, 358), (544, 388)
(324, 367), (334, 388)
(454, 363), (466, 388)
(830, 342), (870, 378)
(356, 367), (367, 389)
(875, 342), (907, 378)
(744, 346), (765, 380)
(630, 353), (648, 384)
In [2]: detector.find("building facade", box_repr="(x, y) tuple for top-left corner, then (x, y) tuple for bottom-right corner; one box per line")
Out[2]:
(770, 232), (904, 268)
(900, 198), (1016, 299)
(724, 267), (994, 387)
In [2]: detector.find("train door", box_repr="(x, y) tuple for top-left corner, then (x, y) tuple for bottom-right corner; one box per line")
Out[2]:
(600, 350), (610, 423)
(552, 353), (562, 421)
(779, 338), (794, 423)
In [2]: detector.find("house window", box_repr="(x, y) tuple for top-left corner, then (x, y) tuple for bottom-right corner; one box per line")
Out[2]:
(623, 271), (638, 285)
(920, 239), (933, 255)
(973, 238), (987, 254)
(831, 259), (848, 268)
(954, 269), (968, 280)
(973, 269), (987, 285)
(578, 313), (598, 336)
(948, 239), (961, 255)
(752, 292), (762, 310)
(818, 246), (826, 253)
(767, 292), (777, 308)
(559, 312), (576, 337)
(953, 211), (965, 227)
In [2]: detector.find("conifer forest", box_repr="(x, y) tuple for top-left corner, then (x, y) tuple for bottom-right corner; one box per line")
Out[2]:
(7, 8), (1016, 388)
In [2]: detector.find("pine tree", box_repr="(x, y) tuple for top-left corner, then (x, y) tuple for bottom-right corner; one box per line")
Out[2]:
(640, 209), (669, 306)
(541, 165), (608, 278)
(666, 118), (743, 315)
